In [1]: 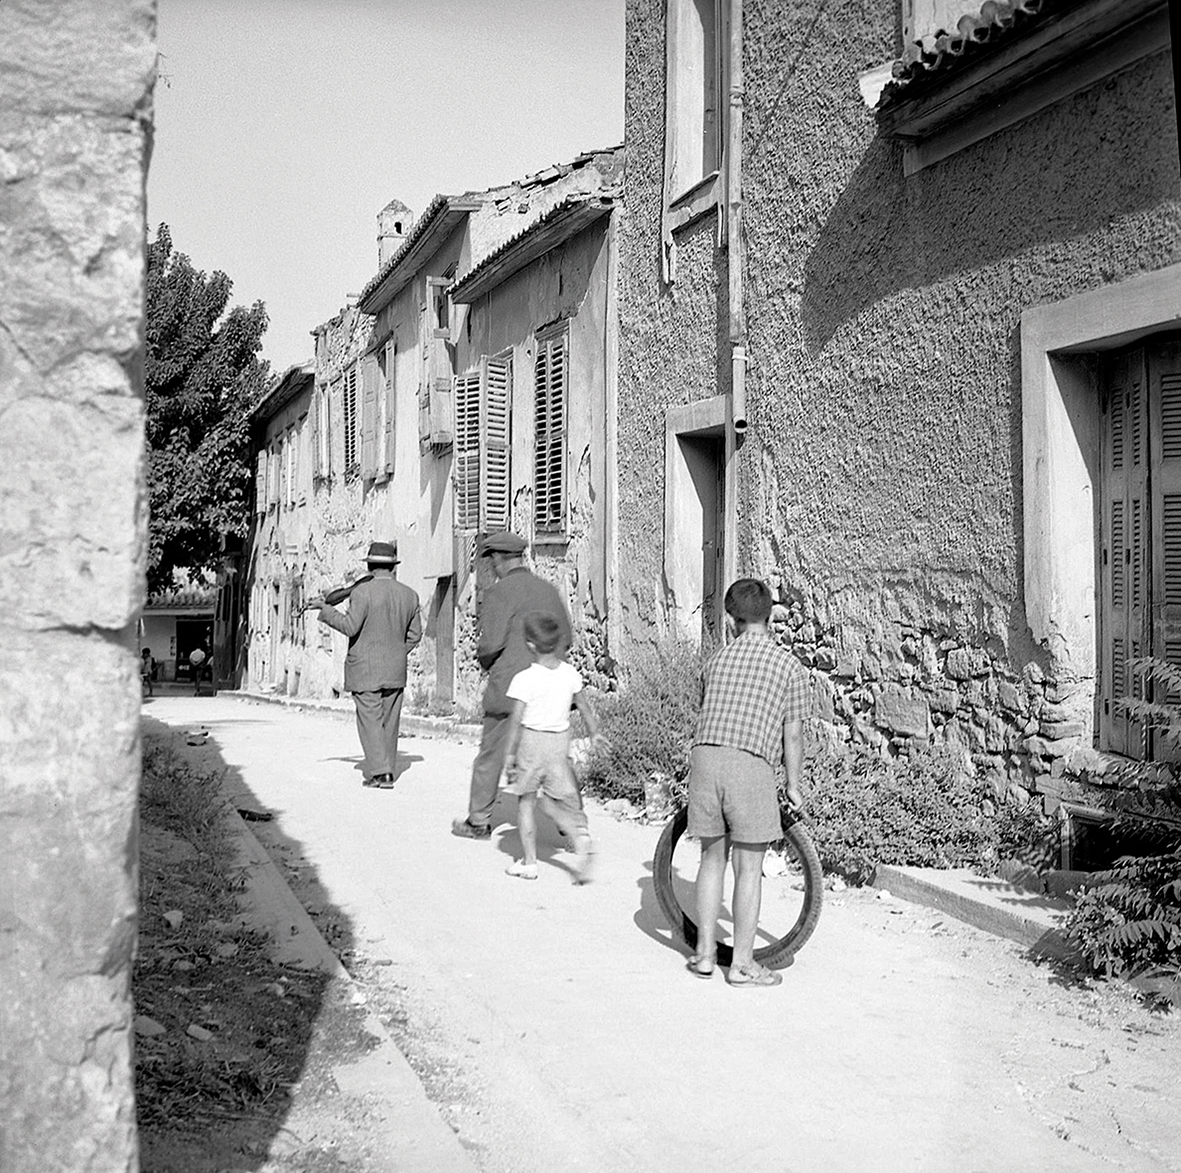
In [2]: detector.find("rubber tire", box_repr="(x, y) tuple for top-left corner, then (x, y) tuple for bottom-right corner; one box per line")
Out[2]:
(653, 807), (824, 970)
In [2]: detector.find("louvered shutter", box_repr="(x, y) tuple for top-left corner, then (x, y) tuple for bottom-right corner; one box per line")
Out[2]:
(255, 450), (267, 514)
(453, 370), (481, 531)
(482, 356), (511, 532)
(342, 369), (357, 472)
(1101, 348), (1149, 758)
(309, 385), (321, 480)
(1149, 341), (1181, 760)
(361, 355), (379, 479)
(383, 342), (395, 477)
(320, 386), (332, 479)
(533, 330), (567, 535)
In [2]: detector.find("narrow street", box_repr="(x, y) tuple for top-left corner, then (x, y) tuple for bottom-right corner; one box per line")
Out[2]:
(149, 695), (1180, 1173)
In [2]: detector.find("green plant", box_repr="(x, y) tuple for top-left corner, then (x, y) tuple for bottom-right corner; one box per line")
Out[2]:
(581, 636), (705, 805)
(1057, 657), (1181, 984)
(1065, 848), (1181, 980)
(797, 740), (996, 884)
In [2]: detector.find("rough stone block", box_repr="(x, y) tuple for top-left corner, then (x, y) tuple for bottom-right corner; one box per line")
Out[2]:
(1040, 720), (1085, 740)
(874, 684), (929, 738)
(997, 679), (1024, 712)
(945, 647), (989, 679)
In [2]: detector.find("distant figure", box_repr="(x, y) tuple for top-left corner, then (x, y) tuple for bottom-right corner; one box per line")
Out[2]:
(501, 612), (601, 883)
(451, 531), (572, 840)
(687, 578), (809, 988)
(314, 541), (422, 789)
(140, 648), (154, 696)
(188, 643), (208, 696)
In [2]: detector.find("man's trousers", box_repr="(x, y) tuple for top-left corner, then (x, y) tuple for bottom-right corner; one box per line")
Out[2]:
(466, 713), (513, 826)
(352, 687), (405, 779)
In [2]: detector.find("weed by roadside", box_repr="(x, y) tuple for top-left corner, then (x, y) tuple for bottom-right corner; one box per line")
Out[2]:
(135, 739), (328, 1164)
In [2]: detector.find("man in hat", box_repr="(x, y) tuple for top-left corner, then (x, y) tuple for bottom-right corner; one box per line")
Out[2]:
(452, 530), (572, 838)
(314, 541), (422, 789)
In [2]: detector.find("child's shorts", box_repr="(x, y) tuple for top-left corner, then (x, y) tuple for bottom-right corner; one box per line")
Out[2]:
(504, 728), (577, 800)
(687, 744), (783, 843)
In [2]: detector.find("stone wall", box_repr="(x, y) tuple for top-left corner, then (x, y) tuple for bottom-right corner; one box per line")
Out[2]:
(0, 2), (155, 1170)
(618, 0), (1180, 799)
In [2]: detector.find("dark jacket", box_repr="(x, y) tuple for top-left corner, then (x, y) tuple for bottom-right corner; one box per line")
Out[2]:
(319, 575), (422, 692)
(478, 566), (572, 715)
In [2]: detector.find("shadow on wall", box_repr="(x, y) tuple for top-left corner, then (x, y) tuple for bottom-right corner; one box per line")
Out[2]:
(801, 94), (1177, 352)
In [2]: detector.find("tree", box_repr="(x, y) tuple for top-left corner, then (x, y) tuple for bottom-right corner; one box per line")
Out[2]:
(145, 224), (269, 594)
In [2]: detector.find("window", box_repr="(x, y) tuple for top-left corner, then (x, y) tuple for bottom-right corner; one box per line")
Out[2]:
(533, 326), (569, 537)
(255, 450), (267, 514)
(375, 342), (395, 480)
(342, 364), (359, 475)
(1098, 339), (1181, 760)
(668, 0), (720, 198)
(313, 384), (331, 480)
(267, 444), (280, 509)
(453, 354), (511, 533)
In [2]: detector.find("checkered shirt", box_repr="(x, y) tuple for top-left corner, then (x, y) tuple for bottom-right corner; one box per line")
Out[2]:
(693, 631), (811, 767)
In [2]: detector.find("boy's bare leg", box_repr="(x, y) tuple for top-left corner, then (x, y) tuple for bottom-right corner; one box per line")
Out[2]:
(694, 835), (729, 963)
(517, 793), (538, 866)
(730, 842), (768, 968)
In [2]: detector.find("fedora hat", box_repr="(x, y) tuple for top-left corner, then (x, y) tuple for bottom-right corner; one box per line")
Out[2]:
(365, 541), (399, 565)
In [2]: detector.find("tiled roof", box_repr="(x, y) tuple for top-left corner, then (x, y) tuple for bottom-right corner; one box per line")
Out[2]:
(449, 195), (617, 304)
(145, 585), (216, 610)
(880, 0), (1075, 104)
(250, 362), (314, 422)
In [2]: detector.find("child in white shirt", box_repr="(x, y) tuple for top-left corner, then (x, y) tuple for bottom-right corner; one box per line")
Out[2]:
(502, 612), (600, 883)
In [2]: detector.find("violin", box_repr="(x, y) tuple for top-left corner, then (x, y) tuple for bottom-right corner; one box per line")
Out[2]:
(306, 574), (373, 609)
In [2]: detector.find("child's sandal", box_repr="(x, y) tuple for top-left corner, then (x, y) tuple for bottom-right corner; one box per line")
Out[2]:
(686, 952), (716, 979)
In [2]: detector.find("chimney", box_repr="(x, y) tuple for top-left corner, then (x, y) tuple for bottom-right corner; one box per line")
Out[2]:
(378, 199), (413, 266)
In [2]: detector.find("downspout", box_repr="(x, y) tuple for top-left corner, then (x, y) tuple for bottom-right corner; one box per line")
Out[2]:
(727, 0), (747, 436)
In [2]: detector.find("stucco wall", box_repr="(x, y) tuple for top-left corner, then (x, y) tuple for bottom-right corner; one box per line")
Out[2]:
(0, 2), (155, 1170)
(619, 0), (1181, 795)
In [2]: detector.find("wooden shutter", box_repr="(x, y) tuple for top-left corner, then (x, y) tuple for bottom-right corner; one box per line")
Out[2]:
(1149, 341), (1181, 759)
(320, 386), (331, 479)
(482, 356), (511, 532)
(310, 385), (321, 480)
(1100, 348), (1149, 758)
(255, 450), (266, 514)
(342, 368), (357, 472)
(453, 370), (481, 531)
(383, 341), (395, 477)
(533, 329), (567, 535)
(361, 355), (379, 479)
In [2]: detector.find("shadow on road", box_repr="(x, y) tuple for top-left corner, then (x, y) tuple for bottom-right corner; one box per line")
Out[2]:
(136, 713), (365, 1172)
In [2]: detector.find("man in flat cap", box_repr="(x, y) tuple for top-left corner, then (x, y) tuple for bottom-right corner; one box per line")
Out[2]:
(314, 541), (422, 789)
(452, 530), (572, 838)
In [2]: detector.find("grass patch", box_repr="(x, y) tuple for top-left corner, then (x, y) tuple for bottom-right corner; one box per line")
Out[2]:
(135, 738), (326, 1144)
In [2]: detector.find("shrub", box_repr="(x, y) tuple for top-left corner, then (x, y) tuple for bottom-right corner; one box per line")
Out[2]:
(1058, 657), (1181, 984)
(798, 740), (996, 883)
(581, 636), (705, 805)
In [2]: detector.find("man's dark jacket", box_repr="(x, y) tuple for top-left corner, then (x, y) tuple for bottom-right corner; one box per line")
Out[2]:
(478, 566), (571, 715)
(319, 575), (422, 692)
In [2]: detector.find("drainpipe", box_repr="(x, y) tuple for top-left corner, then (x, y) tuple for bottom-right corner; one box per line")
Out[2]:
(727, 0), (747, 436)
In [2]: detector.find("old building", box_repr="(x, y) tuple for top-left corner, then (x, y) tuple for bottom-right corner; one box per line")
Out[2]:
(617, 0), (1178, 806)
(245, 150), (622, 711)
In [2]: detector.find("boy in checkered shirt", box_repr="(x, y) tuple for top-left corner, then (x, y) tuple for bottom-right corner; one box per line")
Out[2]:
(687, 578), (809, 988)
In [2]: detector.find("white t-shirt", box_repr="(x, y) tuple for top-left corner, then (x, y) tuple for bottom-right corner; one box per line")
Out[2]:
(506, 661), (583, 732)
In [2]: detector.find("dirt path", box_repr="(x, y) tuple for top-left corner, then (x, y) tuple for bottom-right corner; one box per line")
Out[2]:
(150, 695), (1181, 1173)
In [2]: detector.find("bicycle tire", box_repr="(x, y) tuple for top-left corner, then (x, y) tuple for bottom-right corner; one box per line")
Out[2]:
(653, 806), (823, 969)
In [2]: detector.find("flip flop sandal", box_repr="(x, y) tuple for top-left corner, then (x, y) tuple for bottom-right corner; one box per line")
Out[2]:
(686, 953), (716, 980)
(726, 962), (783, 988)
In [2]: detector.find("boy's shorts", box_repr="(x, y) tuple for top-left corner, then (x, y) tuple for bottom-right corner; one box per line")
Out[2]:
(687, 744), (783, 843)
(504, 728), (588, 836)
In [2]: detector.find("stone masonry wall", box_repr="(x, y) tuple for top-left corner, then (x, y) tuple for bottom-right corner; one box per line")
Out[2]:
(0, 2), (155, 1171)
(619, 0), (1181, 800)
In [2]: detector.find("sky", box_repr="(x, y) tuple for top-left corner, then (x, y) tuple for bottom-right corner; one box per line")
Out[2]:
(148, 0), (625, 376)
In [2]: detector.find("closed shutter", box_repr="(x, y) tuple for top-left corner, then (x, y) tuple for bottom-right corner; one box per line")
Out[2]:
(482, 355), (511, 532)
(342, 368), (358, 473)
(533, 328), (567, 535)
(320, 386), (331, 479)
(256, 450), (267, 514)
(453, 370), (481, 531)
(1100, 348), (1149, 758)
(1149, 341), (1181, 759)
(310, 385), (321, 480)
(383, 341), (395, 477)
(361, 355), (379, 479)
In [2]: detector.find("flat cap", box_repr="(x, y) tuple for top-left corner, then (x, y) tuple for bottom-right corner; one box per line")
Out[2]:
(365, 540), (399, 565)
(478, 530), (527, 556)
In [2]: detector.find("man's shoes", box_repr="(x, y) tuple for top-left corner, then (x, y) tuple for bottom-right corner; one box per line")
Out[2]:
(363, 774), (395, 789)
(451, 817), (492, 839)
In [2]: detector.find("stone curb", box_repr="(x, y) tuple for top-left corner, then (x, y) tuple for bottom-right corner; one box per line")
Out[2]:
(873, 864), (1078, 961)
(223, 805), (481, 1173)
(221, 688), (484, 746)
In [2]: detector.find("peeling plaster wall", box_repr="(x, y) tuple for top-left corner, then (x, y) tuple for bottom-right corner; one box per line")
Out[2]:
(0, 2), (155, 1170)
(619, 0), (1181, 796)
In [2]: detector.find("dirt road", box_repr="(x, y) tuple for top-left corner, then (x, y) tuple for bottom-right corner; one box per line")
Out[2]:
(149, 695), (1180, 1173)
